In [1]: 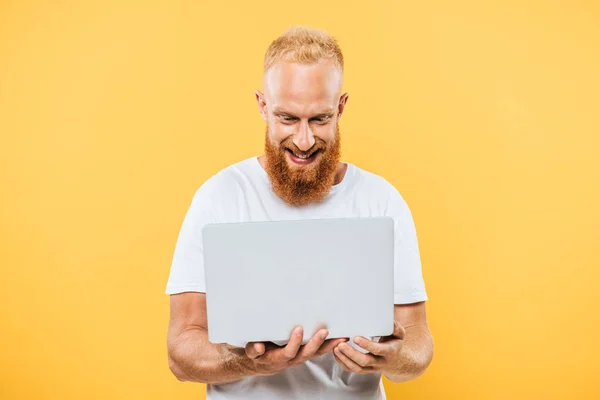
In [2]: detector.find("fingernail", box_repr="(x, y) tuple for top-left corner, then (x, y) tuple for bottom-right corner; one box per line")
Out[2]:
(321, 330), (329, 339)
(354, 337), (361, 345)
(296, 327), (303, 336)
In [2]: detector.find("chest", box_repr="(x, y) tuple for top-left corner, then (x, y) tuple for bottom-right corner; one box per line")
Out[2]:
(218, 184), (386, 223)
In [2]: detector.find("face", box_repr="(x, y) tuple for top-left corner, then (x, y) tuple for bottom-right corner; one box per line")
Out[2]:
(256, 59), (349, 206)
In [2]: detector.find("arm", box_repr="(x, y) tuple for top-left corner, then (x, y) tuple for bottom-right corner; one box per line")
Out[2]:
(167, 292), (347, 384)
(381, 302), (433, 382)
(333, 302), (434, 383)
(167, 292), (257, 384)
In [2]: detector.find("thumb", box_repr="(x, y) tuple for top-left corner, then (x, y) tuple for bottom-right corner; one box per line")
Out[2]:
(245, 342), (265, 359)
(392, 321), (406, 340)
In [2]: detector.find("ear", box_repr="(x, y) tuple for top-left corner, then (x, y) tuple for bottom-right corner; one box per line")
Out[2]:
(337, 93), (349, 121)
(255, 90), (268, 121)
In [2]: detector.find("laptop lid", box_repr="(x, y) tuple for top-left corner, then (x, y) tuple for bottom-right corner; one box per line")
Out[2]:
(202, 217), (395, 346)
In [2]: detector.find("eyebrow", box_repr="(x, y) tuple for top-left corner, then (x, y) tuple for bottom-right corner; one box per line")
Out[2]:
(272, 108), (335, 118)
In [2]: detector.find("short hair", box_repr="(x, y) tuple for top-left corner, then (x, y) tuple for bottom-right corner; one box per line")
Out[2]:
(263, 26), (344, 74)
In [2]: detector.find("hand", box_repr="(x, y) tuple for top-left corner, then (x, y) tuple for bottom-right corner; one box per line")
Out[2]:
(244, 326), (348, 376)
(333, 321), (405, 374)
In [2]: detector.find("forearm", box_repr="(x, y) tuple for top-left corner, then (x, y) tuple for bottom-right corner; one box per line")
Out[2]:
(168, 327), (259, 385)
(382, 325), (434, 382)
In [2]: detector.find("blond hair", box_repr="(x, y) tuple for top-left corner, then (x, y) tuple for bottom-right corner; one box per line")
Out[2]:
(263, 26), (344, 74)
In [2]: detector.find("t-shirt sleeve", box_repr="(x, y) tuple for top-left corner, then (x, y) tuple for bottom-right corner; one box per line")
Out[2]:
(165, 182), (218, 295)
(385, 186), (428, 304)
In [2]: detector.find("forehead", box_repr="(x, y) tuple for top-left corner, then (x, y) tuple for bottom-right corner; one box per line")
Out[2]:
(264, 59), (342, 115)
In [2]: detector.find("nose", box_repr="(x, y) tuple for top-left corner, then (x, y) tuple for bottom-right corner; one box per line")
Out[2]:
(292, 121), (316, 151)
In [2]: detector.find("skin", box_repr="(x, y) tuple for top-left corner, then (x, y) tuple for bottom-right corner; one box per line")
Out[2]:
(168, 292), (348, 384)
(255, 58), (348, 184)
(334, 303), (433, 382)
(167, 58), (434, 384)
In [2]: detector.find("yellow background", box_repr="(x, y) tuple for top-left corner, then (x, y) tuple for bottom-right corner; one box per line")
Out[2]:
(1, 0), (599, 399)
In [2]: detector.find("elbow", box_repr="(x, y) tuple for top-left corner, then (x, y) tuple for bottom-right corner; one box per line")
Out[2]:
(168, 350), (216, 384)
(413, 331), (435, 379)
(386, 331), (434, 383)
(385, 355), (432, 383)
(412, 348), (434, 380)
(168, 355), (189, 382)
(424, 330), (434, 370)
(412, 330), (434, 379)
(167, 333), (198, 382)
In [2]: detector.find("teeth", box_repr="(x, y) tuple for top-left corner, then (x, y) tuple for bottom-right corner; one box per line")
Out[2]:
(294, 153), (311, 159)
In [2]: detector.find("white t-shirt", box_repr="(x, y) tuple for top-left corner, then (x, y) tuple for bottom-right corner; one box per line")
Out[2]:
(166, 157), (428, 400)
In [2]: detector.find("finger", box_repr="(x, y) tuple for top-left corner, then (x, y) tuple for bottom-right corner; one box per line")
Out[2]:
(352, 336), (392, 357)
(333, 352), (353, 373)
(278, 326), (304, 360)
(316, 337), (349, 356)
(337, 342), (382, 368)
(294, 329), (328, 360)
(392, 321), (406, 340)
(334, 346), (361, 372)
(245, 342), (266, 359)
(310, 322), (328, 337)
(334, 346), (375, 374)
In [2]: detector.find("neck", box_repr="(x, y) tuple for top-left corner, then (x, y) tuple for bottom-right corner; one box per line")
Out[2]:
(333, 162), (348, 185)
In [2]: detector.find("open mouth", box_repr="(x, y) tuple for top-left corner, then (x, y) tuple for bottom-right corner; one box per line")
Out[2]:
(285, 148), (321, 165)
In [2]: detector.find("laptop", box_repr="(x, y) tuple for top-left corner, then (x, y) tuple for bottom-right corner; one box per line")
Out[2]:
(202, 217), (395, 347)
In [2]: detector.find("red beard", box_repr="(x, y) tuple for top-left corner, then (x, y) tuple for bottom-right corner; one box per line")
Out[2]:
(264, 124), (341, 206)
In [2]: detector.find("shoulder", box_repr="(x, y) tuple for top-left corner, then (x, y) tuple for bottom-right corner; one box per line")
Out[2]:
(349, 163), (405, 203)
(189, 158), (257, 210)
(194, 158), (255, 196)
(346, 163), (415, 224)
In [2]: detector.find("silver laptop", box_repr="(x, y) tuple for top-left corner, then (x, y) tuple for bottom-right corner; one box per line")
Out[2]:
(202, 217), (395, 346)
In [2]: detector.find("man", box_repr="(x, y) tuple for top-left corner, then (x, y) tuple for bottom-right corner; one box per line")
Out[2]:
(165, 26), (433, 399)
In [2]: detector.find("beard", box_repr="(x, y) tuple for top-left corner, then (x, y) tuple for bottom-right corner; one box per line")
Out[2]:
(264, 123), (341, 207)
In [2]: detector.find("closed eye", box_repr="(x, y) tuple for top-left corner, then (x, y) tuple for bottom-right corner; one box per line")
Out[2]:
(311, 116), (330, 124)
(277, 114), (332, 124)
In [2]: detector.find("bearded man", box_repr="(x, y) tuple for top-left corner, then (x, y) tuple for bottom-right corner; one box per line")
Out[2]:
(165, 26), (433, 400)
